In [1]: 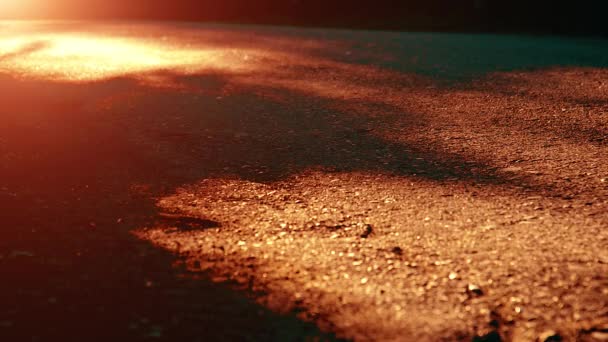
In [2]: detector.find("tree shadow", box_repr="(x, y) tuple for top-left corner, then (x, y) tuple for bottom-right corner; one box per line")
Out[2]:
(1, 23), (607, 340)
(169, 24), (608, 82)
(306, 31), (608, 82)
(126, 68), (571, 197)
(3, 60), (601, 338)
(0, 74), (345, 341)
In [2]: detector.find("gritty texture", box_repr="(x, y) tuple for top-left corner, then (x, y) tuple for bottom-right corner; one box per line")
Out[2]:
(1, 21), (607, 341)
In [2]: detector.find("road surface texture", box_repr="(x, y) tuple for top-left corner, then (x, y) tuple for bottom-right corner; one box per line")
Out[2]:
(1, 21), (607, 341)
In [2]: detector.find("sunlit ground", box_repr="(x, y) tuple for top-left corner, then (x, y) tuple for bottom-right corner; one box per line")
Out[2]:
(0, 21), (270, 83)
(2, 20), (607, 341)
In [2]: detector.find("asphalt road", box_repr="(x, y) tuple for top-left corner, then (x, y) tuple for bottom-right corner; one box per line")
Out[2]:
(1, 21), (607, 341)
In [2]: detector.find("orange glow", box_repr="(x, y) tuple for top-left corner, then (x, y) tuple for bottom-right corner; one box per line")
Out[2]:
(0, 22), (265, 83)
(0, 1), (53, 19)
(0, 1), (31, 14)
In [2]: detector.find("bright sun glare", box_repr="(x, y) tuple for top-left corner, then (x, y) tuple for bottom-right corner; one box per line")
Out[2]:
(0, 22), (260, 82)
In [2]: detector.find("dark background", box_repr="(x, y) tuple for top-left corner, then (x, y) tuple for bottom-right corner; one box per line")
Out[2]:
(140, 0), (608, 36)
(4, 0), (608, 36)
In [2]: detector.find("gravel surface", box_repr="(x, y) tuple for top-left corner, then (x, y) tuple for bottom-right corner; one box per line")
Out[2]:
(1, 21), (607, 341)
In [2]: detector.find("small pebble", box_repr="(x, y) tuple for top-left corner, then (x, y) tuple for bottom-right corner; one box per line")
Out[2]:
(391, 246), (403, 255)
(538, 330), (562, 342)
(467, 284), (484, 296)
(360, 224), (373, 238)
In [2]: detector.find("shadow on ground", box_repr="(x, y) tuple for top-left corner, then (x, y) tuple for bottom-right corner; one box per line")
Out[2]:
(1, 23), (607, 340)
